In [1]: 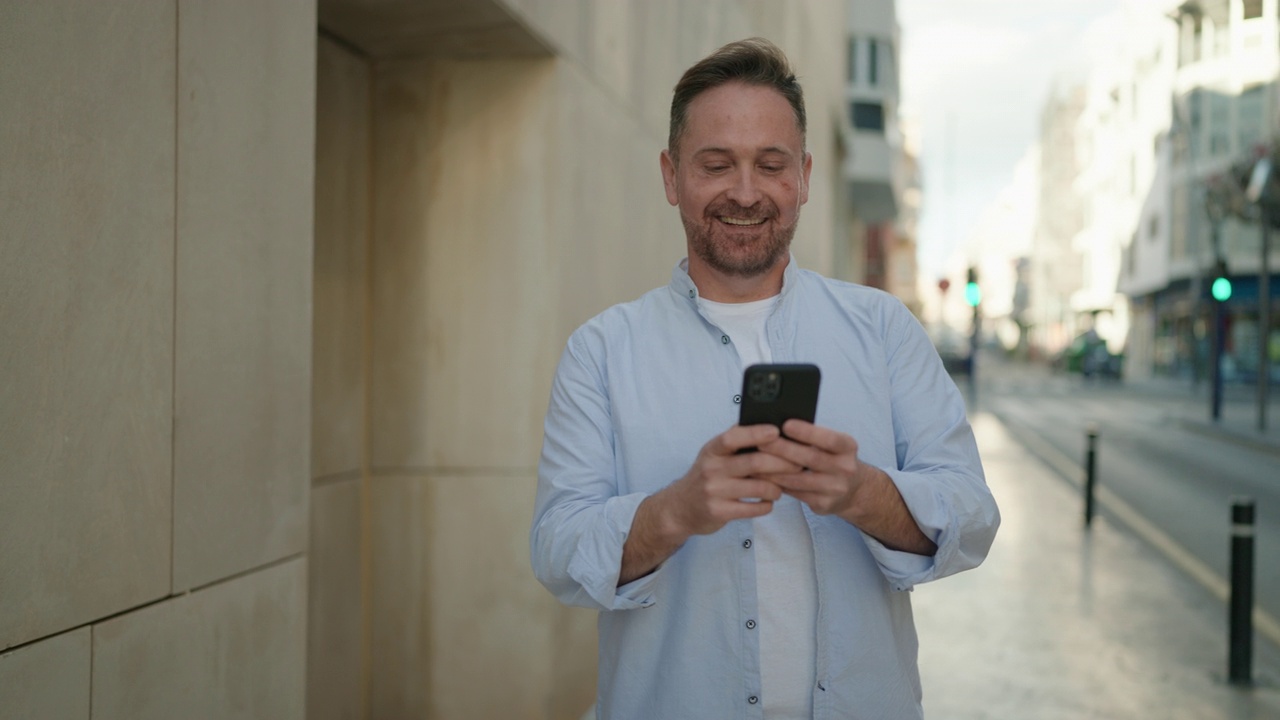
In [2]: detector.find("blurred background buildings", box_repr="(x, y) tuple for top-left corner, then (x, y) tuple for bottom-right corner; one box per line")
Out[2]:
(938, 0), (1280, 388)
(1, 0), (1277, 719)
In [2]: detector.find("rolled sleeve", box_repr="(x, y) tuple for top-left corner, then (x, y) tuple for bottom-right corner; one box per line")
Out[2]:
(531, 335), (664, 612)
(864, 468), (999, 590)
(562, 493), (661, 610)
(864, 304), (1001, 590)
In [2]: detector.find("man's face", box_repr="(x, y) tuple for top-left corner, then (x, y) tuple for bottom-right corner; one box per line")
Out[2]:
(661, 81), (812, 278)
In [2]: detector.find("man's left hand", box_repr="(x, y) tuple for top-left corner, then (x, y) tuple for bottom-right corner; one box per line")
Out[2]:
(755, 419), (937, 556)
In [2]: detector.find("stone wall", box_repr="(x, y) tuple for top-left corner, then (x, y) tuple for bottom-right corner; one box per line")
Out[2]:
(1, 1), (850, 718)
(0, 0), (315, 718)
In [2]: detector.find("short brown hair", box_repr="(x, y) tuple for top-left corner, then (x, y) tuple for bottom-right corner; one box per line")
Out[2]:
(668, 37), (806, 159)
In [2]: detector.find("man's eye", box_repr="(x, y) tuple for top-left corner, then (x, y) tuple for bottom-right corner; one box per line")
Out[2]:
(704, 165), (730, 173)
(760, 165), (784, 173)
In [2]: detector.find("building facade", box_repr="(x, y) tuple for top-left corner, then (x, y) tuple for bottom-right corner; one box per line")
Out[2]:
(1031, 83), (1089, 358)
(0, 2), (854, 719)
(1119, 0), (1280, 383)
(840, 0), (919, 314)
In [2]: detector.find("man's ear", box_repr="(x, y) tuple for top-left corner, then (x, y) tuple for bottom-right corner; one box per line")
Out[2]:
(799, 151), (813, 205)
(660, 149), (680, 206)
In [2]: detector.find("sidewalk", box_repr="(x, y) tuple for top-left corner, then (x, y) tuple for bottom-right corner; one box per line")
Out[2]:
(914, 412), (1280, 719)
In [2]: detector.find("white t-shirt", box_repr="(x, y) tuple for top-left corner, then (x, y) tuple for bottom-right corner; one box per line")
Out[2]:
(699, 295), (818, 719)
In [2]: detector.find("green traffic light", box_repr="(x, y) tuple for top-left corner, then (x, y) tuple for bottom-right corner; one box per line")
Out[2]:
(965, 282), (981, 307)
(1212, 276), (1232, 302)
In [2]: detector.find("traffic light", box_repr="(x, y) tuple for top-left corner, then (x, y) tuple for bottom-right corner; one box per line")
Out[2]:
(1211, 260), (1232, 302)
(964, 267), (981, 307)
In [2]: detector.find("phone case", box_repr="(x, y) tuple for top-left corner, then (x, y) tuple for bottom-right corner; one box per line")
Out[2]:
(738, 363), (821, 428)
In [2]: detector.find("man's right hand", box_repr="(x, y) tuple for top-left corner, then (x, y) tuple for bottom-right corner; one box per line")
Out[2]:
(618, 424), (802, 585)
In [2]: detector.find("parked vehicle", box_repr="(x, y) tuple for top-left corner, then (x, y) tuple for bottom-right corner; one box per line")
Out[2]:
(1056, 331), (1123, 379)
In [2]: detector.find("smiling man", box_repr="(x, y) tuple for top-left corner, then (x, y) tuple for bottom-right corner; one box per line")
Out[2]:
(531, 38), (1000, 720)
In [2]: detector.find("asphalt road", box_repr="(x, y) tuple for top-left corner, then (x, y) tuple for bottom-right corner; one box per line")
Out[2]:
(968, 354), (1280, 640)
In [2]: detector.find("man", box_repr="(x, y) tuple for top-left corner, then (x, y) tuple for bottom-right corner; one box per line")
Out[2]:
(531, 38), (999, 719)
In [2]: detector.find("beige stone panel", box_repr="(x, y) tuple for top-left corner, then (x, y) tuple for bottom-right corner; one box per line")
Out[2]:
(371, 59), (561, 471)
(92, 558), (307, 720)
(583, 0), (633, 105)
(369, 473), (560, 719)
(548, 59), (681, 341)
(308, 479), (364, 720)
(173, 0), (316, 591)
(0, 628), (90, 719)
(313, 35), (371, 482)
(0, 1), (173, 650)
(368, 474), (431, 718)
(627, 1), (684, 140)
(427, 474), (560, 719)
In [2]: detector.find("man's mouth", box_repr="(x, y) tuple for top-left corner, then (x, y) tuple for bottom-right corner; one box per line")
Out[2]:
(718, 216), (766, 226)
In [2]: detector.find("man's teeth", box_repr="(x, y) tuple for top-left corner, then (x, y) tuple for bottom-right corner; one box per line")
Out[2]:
(720, 217), (765, 226)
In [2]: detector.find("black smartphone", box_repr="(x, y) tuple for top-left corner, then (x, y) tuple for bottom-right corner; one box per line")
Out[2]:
(738, 363), (821, 431)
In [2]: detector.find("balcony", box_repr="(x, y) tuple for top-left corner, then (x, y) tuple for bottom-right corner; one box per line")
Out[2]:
(842, 100), (899, 224)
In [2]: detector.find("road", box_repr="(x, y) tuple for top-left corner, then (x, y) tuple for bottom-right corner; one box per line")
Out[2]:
(968, 354), (1280, 644)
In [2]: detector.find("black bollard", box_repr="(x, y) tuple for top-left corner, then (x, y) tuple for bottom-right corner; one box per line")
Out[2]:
(1084, 424), (1098, 528)
(1229, 497), (1256, 685)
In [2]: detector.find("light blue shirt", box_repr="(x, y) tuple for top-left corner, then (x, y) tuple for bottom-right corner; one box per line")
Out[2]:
(531, 258), (1000, 719)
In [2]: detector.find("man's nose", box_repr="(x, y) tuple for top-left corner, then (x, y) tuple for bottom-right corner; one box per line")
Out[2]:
(725, 167), (763, 207)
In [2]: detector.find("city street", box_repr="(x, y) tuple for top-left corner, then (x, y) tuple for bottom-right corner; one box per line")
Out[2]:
(972, 353), (1280, 645)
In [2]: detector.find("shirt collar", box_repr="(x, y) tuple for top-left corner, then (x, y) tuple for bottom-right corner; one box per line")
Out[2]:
(670, 254), (800, 304)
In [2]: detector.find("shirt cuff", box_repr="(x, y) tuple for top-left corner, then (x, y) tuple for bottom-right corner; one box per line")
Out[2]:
(862, 469), (957, 591)
(567, 492), (661, 610)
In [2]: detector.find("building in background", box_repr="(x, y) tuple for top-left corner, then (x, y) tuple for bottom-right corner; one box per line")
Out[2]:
(1030, 83), (1089, 359)
(1068, 4), (1177, 370)
(1119, 0), (1280, 383)
(0, 2), (854, 719)
(841, 0), (919, 313)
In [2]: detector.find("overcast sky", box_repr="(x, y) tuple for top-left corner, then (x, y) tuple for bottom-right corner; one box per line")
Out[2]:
(898, 0), (1167, 279)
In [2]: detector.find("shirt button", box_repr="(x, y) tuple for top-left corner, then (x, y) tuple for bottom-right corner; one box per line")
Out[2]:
(743, 539), (752, 549)
(748, 695), (759, 705)
(688, 289), (696, 298)
(721, 335), (730, 344)
(733, 394), (741, 404)
(746, 619), (757, 630)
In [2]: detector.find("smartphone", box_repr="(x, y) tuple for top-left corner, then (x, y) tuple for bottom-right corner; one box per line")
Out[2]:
(738, 363), (821, 431)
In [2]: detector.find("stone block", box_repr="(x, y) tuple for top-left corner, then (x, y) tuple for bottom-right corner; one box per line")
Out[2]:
(91, 558), (306, 720)
(369, 472), (559, 719)
(0, 0), (174, 650)
(172, 0), (316, 591)
(0, 629), (90, 720)
(369, 59), (561, 472)
(308, 478), (364, 720)
(313, 35), (371, 482)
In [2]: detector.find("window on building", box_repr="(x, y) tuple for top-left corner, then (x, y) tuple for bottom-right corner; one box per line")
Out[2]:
(847, 37), (857, 82)
(868, 38), (879, 86)
(1148, 215), (1159, 243)
(852, 101), (885, 132)
(1244, 0), (1263, 19)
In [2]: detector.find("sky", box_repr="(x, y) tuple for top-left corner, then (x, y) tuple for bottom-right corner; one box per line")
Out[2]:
(897, 0), (1169, 280)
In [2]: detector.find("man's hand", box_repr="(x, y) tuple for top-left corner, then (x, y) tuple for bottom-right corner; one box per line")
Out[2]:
(618, 424), (803, 585)
(755, 419), (937, 556)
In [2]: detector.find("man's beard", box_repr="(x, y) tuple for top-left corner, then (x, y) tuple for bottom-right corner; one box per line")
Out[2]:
(683, 200), (799, 278)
